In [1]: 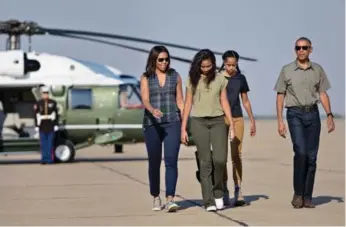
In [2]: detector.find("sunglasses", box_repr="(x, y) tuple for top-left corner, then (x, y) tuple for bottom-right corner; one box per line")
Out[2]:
(157, 57), (169, 63)
(295, 45), (310, 51)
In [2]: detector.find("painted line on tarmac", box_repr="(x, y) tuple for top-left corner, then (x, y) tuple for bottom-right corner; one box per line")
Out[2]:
(93, 162), (249, 226)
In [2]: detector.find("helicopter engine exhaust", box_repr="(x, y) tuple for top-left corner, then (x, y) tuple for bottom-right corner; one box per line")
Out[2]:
(0, 50), (40, 78)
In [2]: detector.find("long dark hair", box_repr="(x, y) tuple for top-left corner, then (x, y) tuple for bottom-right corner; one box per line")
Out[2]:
(218, 50), (241, 73)
(143, 45), (171, 77)
(188, 49), (217, 94)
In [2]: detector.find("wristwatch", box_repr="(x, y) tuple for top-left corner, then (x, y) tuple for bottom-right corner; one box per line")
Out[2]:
(327, 113), (334, 118)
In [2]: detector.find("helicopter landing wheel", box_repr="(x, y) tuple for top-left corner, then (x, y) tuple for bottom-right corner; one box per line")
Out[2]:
(114, 144), (123, 153)
(55, 140), (75, 163)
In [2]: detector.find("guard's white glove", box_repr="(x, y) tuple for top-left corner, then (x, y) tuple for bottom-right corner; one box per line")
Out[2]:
(54, 125), (59, 132)
(35, 127), (39, 132)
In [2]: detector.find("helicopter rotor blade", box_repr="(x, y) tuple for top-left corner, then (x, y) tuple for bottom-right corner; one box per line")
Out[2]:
(51, 33), (197, 65)
(42, 27), (258, 62)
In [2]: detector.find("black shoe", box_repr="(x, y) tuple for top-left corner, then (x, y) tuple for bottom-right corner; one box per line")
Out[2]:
(234, 187), (247, 207)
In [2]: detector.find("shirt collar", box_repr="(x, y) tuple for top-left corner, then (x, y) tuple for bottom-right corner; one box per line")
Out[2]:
(220, 70), (240, 78)
(294, 59), (314, 71)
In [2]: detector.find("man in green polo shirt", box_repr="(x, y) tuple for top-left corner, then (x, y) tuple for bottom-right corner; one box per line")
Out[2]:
(274, 37), (335, 209)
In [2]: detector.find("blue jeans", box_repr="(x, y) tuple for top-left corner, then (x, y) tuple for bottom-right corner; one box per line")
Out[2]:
(286, 105), (321, 200)
(143, 121), (181, 198)
(39, 131), (55, 163)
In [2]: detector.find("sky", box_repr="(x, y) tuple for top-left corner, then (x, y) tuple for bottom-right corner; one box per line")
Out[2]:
(1, 0), (345, 116)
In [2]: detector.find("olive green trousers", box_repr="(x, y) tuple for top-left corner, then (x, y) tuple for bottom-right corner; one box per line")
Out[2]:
(190, 115), (228, 208)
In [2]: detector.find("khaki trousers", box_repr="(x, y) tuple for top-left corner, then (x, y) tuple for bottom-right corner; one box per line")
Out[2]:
(224, 117), (245, 188)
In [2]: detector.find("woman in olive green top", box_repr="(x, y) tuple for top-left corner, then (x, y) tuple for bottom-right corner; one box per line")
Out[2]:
(181, 49), (235, 212)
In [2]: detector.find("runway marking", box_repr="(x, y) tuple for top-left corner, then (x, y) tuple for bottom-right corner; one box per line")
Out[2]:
(93, 162), (249, 226)
(45, 212), (196, 220)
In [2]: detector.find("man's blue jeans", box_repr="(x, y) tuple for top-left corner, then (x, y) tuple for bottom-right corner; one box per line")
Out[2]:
(39, 131), (55, 163)
(286, 105), (321, 200)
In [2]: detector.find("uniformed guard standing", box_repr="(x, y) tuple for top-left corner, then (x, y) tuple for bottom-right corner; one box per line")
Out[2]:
(34, 86), (59, 164)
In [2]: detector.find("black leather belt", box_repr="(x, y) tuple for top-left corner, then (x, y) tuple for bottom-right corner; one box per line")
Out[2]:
(288, 104), (318, 112)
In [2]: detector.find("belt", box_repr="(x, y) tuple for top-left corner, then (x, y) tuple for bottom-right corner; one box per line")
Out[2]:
(288, 104), (317, 112)
(200, 115), (225, 119)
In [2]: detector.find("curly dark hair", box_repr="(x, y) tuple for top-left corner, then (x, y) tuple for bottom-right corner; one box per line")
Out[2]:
(143, 45), (171, 77)
(188, 49), (217, 94)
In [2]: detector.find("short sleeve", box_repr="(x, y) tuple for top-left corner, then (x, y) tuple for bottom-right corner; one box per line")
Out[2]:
(219, 74), (228, 90)
(274, 68), (287, 93)
(240, 75), (250, 93)
(318, 65), (331, 92)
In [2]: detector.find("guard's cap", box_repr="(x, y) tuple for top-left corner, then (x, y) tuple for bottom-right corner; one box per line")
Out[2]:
(41, 86), (49, 93)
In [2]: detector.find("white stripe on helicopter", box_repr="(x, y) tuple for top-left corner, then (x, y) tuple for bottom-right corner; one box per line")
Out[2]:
(59, 124), (143, 130)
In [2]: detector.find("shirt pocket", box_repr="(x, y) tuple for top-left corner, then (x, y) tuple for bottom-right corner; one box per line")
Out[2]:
(286, 75), (302, 92)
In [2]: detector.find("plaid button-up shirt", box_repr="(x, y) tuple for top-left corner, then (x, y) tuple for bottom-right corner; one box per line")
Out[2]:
(143, 69), (181, 127)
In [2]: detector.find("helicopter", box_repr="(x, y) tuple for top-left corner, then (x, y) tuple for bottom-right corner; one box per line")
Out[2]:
(0, 19), (257, 163)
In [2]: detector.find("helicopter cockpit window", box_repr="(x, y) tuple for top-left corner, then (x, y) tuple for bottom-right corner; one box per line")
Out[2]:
(69, 88), (93, 110)
(119, 84), (144, 109)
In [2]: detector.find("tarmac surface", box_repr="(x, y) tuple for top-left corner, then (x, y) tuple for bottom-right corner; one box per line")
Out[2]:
(0, 120), (345, 226)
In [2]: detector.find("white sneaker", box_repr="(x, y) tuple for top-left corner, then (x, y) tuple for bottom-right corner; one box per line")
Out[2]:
(152, 197), (162, 211)
(215, 197), (225, 210)
(206, 205), (217, 212)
